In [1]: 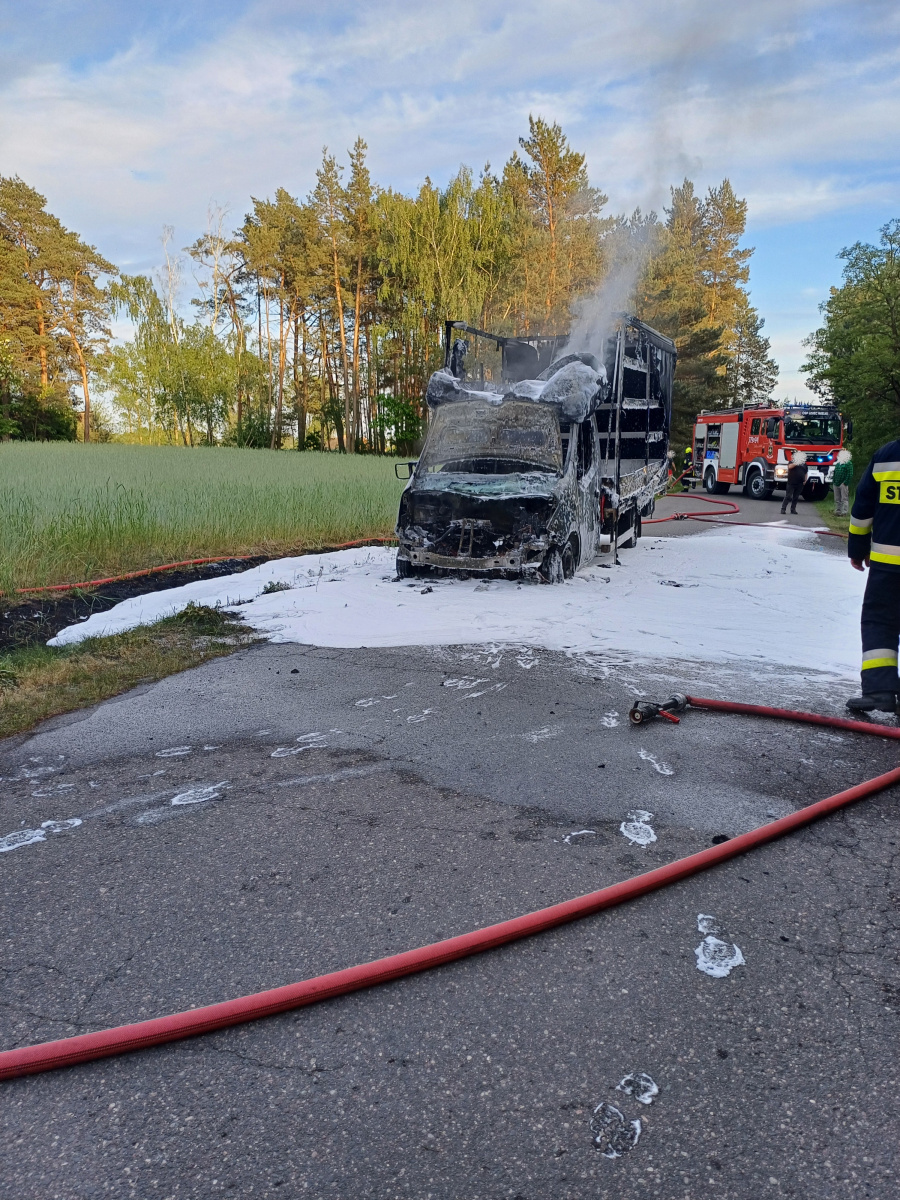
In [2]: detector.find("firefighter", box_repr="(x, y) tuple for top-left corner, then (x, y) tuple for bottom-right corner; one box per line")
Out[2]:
(780, 450), (808, 515)
(846, 438), (900, 713)
(681, 445), (695, 491)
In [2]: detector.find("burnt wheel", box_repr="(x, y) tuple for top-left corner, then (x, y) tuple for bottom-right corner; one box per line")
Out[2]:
(541, 547), (565, 584)
(396, 553), (419, 579)
(561, 541), (577, 580)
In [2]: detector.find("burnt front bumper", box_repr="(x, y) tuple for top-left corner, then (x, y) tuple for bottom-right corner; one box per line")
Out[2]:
(398, 519), (550, 575)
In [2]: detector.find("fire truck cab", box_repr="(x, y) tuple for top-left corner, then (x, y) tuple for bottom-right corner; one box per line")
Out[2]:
(692, 404), (847, 502)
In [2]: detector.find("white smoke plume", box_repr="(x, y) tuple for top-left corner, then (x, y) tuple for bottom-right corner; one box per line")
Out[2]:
(562, 219), (656, 363)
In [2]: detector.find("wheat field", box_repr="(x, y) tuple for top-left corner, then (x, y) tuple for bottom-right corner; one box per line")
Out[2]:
(0, 443), (406, 593)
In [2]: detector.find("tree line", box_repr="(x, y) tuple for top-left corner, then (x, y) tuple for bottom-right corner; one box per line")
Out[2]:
(1, 117), (777, 451)
(803, 219), (900, 476)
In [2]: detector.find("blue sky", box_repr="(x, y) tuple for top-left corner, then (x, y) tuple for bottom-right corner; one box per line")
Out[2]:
(3, 0), (900, 399)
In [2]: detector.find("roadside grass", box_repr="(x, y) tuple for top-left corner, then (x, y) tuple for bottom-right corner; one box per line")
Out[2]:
(0, 443), (405, 593)
(813, 494), (852, 535)
(0, 604), (258, 738)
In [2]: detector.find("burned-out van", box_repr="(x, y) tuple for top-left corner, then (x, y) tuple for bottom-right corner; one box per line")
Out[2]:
(395, 315), (676, 581)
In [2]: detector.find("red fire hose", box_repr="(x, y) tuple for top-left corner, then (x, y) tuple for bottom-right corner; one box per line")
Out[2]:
(3, 538), (398, 598)
(644, 494), (740, 523)
(644, 493), (847, 537)
(1, 695), (896, 1082)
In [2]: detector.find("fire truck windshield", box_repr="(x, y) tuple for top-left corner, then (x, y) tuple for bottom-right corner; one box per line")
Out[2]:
(782, 415), (841, 445)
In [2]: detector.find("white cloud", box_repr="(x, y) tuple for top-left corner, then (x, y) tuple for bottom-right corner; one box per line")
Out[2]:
(1, 0), (898, 373)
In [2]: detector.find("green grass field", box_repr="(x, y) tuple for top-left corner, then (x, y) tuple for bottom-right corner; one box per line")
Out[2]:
(0, 443), (406, 593)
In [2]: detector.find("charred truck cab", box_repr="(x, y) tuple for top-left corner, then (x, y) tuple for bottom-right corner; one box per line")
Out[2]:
(395, 316), (676, 581)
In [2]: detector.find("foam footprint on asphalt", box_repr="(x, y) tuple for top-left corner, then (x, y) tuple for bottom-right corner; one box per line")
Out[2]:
(616, 1072), (659, 1105)
(695, 913), (746, 978)
(590, 1103), (642, 1158)
(638, 748), (674, 775)
(620, 810), (657, 846)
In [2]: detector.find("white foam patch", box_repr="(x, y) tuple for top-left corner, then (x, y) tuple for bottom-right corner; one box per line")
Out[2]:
(600, 712), (619, 728)
(523, 726), (562, 743)
(695, 913), (746, 977)
(155, 746), (192, 758)
(639, 748), (674, 776)
(590, 1103), (642, 1158)
(616, 1072), (659, 1106)
(47, 528), (863, 675)
(620, 810), (657, 846)
(270, 732), (328, 758)
(563, 829), (596, 844)
(170, 782), (230, 806)
(0, 817), (82, 853)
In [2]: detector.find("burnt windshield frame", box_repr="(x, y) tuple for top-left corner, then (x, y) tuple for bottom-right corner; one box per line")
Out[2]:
(419, 401), (564, 475)
(783, 416), (842, 445)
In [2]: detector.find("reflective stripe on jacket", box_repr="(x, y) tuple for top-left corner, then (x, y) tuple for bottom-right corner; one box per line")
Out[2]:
(849, 440), (900, 569)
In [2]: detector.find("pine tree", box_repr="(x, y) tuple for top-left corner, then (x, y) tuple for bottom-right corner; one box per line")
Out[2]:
(0, 175), (115, 441)
(501, 116), (607, 333)
(727, 294), (778, 405)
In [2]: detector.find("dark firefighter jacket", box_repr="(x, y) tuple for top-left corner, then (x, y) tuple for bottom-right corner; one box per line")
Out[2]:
(848, 438), (900, 571)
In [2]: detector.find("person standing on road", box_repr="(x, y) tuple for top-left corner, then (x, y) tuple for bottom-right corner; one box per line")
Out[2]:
(846, 439), (900, 714)
(780, 450), (808, 515)
(832, 448), (853, 516)
(681, 445), (695, 491)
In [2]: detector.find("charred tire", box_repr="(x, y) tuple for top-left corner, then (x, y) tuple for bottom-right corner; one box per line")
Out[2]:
(541, 547), (565, 584)
(617, 508), (638, 550)
(745, 468), (774, 501)
(396, 553), (423, 579)
(561, 540), (577, 580)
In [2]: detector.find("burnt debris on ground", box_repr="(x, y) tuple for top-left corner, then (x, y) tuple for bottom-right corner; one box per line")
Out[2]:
(0, 557), (269, 652)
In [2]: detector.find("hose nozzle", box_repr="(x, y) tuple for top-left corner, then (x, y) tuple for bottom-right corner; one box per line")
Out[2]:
(629, 694), (688, 725)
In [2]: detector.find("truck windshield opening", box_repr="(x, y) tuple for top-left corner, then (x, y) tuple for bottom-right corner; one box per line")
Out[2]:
(783, 415), (842, 445)
(419, 401), (563, 475)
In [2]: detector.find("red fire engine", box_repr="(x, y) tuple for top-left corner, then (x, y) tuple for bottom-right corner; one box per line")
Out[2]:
(691, 403), (849, 501)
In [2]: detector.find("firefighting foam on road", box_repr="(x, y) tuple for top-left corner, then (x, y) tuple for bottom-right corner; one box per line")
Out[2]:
(49, 523), (862, 679)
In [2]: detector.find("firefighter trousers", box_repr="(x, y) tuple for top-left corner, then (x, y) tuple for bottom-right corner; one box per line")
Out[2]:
(860, 566), (900, 695)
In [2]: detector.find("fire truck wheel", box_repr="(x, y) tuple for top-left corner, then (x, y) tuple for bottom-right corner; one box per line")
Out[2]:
(703, 469), (718, 494)
(744, 468), (773, 501)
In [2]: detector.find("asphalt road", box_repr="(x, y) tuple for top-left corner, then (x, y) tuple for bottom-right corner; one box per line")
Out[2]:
(1, 521), (897, 1200)
(649, 488), (835, 539)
